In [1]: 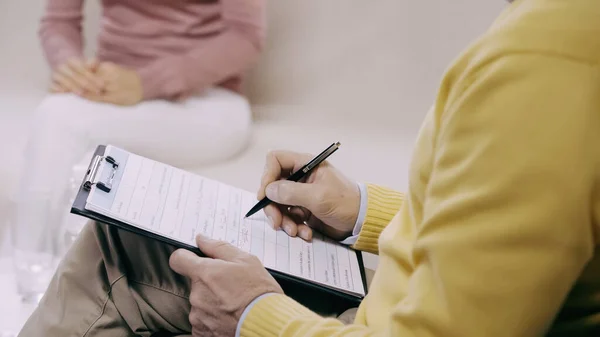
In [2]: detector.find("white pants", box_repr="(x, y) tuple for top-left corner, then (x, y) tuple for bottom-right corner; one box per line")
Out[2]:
(16, 87), (252, 226)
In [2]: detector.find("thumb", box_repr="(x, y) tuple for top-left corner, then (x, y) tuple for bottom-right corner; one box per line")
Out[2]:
(196, 234), (242, 261)
(169, 248), (203, 279)
(265, 180), (321, 209)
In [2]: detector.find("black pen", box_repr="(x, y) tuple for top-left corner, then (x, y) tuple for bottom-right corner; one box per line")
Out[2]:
(245, 142), (341, 218)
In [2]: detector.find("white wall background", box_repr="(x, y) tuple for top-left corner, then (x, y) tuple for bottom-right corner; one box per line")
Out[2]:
(248, 1), (507, 131)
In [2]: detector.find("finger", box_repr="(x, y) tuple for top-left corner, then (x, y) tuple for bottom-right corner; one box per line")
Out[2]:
(83, 91), (112, 104)
(287, 206), (310, 222)
(258, 151), (313, 199)
(304, 212), (347, 240)
(285, 206), (314, 241)
(103, 80), (120, 92)
(296, 223), (313, 241)
(265, 180), (324, 210)
(83, 94), (105, 103)
(86, 58), (100, 72)
(280, 215), (298, 237)
(169, 248), (206, 280)
(96, 61), (119, 80)
(49, 82), (66, 93)
(305, 213), (327, 234)
(66, 61), (103, 93)
(263, 204), (283, 230)
(75, 67), (104, 93)
(53, 72), (83, 95)
(195, 235), (243, 262)
(87, 91), (120, 105)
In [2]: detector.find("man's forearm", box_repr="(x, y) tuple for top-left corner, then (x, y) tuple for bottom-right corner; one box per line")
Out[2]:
(239, 293), (383, 337)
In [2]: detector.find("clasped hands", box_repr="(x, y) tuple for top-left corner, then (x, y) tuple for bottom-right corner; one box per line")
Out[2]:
(169, 150), (361, 336)
(50, 58), (143, 106)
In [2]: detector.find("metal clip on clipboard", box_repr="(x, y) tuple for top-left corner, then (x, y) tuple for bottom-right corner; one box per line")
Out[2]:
(83, 155), (119, 193)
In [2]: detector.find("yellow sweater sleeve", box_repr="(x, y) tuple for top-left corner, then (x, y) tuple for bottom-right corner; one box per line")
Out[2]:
(240, 54), (597, 337)
(352, 184), (404, 255)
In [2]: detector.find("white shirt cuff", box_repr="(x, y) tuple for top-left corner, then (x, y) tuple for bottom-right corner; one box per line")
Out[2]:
(340, 182), (367, 245)
(235, 292), (278, 337)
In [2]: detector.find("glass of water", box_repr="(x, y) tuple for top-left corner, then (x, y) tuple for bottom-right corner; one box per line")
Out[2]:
(9, 197), (62, 304)
(62, 174), (88, 250)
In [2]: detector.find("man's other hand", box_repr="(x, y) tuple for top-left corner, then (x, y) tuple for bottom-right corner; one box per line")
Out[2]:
(169, 235), (283, 337)
(258, 150), (361, 241)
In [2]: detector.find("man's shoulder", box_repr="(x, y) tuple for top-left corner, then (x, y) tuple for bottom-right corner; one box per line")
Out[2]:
(479, 0), (600, 66)
(440, 3), (600, 108)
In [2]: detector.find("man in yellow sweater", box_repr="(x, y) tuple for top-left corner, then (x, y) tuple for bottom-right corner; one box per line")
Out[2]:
(19, 0), (600, 336)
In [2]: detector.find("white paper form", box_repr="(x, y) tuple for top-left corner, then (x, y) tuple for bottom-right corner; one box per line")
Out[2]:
(85, 145), (365, 297)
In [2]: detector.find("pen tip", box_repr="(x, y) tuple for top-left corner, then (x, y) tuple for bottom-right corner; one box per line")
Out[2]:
(336, 141), (341, 147)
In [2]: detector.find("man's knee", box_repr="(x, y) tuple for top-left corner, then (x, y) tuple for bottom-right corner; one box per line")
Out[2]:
(61, 221), (104, 268)
(87, 221), (186, 286)
(60, 221), (183, 284)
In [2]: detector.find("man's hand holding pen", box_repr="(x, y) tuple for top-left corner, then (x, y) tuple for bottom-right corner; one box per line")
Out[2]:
(258, 150), (361, 241)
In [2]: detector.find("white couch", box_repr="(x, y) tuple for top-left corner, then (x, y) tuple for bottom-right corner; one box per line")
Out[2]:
(0, 1), (506, 328)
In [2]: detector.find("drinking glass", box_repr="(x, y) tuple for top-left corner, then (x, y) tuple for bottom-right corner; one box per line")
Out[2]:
(9, 197), (61, 304)
(62, 174), (88, 249)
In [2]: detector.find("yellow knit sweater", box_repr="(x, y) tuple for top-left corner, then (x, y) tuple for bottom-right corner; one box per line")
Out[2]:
(241, 1), (600, 336)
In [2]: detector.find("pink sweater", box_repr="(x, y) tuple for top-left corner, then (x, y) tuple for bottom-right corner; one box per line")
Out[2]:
(39, 0), (266, 100)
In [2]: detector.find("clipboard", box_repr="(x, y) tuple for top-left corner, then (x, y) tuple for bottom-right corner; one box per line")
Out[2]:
(71, 145), (369, 316)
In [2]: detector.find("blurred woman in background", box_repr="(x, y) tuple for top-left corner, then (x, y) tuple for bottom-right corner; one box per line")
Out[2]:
(16, 0), (265, 230)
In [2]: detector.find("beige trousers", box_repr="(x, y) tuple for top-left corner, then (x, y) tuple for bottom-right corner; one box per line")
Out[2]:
(18, 222), (358, 336)
(19, 222), (193, 336)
